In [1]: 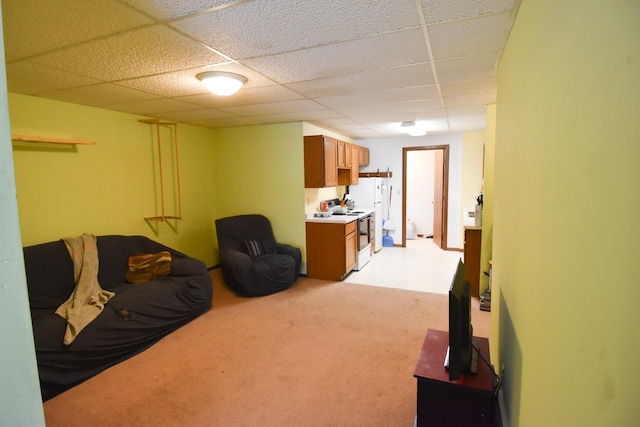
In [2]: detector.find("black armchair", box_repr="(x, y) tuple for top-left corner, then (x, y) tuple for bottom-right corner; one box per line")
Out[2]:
(215, 214), (302, 297)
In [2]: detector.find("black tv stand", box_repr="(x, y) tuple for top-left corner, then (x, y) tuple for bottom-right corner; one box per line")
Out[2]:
(444, 345), (479, 376)
(414, 329), (495, 426)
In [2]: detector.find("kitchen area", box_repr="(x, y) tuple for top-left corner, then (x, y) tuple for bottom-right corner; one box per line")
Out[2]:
(304, 135), (389, 281)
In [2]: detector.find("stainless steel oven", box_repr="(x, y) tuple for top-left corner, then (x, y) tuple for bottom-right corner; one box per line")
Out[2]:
(354, 214), (372, 271)
(357, 215), (372, 251)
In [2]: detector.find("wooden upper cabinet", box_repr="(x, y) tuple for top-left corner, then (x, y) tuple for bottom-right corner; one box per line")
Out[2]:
(358, 146), (370, 166)
(338, 144), (360, 186)
(304, 135), (338, 188)
(305, 135), (368, 188)
(350, 143), (359, 185)
(337, 140), (352, 169)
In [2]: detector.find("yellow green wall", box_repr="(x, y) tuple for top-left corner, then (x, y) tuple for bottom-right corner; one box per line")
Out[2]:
(493, 0), (640, 425)
(483, 103), (497, 362)
(9, 93), (218, 265)
(211, 123), (307, 265)
(461, 130), (485, 249)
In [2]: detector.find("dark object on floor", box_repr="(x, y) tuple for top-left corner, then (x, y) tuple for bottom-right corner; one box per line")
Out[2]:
(24, 235), (213, 400)
(215, 214), (301, 297)
(480, 290), (492, 312)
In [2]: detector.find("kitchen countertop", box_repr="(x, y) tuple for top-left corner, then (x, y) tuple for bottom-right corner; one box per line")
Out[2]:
(305, 208), (374, 224)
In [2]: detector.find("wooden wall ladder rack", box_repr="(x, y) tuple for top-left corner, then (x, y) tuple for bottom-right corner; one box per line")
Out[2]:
(139, 119), (182, 222)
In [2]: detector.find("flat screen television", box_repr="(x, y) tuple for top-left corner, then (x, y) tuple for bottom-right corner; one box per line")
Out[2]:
(445, 259), (478, 380)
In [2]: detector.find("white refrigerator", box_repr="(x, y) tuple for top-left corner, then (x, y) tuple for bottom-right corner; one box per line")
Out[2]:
(349, 177), (384, 252)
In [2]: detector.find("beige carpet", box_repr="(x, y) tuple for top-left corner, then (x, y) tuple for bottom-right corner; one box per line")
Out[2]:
(43, 269), (490, 426)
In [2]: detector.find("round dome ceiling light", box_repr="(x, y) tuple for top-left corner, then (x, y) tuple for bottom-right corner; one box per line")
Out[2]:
(197, 71), (247, 96)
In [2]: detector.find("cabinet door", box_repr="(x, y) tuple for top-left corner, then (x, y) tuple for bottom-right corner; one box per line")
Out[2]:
(358, 146), (370, 166)
(304, 135), (337, 188)
(323, 137), (338, 187)
(337, 140), (346, 168)
(337, 140), (352, 168)
(345, 142), (352, 167)
(350, 144), (359, 184)
(345, 230), (357, 272)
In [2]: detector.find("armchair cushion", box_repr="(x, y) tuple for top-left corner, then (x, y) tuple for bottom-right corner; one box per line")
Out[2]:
(243, 239), (266, 257)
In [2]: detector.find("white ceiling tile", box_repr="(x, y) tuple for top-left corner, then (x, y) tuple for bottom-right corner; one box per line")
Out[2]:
(1, 0), (153, 60)
(349, 129), (386, 139)
(312, 117), (363, 127)
(316, 86), (440, 109)
(446, 105), (488, 116)
(101, 98), (206, 115)
(122, 0), (243, 20)
(117, 70), (211, 98)
(117, 63), (275, 98)
(250, 109), (343, 124)
(6, 61), (103, 94)
(285, 64), (434, 98)
(420, 0), (516, 25)
(31, 25), (229, 81)
(449, 119), (487, 132)
(311, 120), (380, 138)
(190, 117), (266, 127)
(444, 93), (497, 108)
(361, 118), (451, 134)
(429, 13), (513, 60)
(181, 85), (305, 108)
(335, 99), (444, 121)
(152, 108), (234, 122)
(242, 29), (428, 83)
(219, 99), (325, 116)
(434, 53), (499, 83)
(171, 0), (421, 59)
(441, 77), (496, 97)
(41, 83), (160, 107)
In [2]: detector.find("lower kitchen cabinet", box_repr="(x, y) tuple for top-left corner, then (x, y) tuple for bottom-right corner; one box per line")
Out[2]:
(306, 220), (357, 281)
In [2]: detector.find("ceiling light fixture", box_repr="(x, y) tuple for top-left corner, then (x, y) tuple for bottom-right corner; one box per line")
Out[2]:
(197, 71), (247, 96)
(401, 121), (426, 136)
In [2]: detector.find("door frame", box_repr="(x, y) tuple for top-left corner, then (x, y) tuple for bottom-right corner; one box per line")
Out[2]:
(401, 145), (450, 248)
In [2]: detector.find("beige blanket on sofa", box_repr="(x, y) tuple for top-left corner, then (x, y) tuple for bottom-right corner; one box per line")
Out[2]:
(55, 234), (115, 345)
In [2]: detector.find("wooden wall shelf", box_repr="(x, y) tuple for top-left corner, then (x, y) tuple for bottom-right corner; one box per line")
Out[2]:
(359, 171), (392, 178)
(12, 135), (95, 145)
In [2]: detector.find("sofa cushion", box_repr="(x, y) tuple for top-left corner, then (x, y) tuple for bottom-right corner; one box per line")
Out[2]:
(24, 240), (75, 309)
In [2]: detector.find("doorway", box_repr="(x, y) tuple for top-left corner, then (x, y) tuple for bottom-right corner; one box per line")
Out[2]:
(402, 145), (449, 249)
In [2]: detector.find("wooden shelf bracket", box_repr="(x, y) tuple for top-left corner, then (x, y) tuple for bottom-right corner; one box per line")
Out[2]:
(139, 119), (182, 222)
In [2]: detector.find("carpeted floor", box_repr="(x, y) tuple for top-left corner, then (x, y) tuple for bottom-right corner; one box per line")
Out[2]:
(43, 269), (490, 426)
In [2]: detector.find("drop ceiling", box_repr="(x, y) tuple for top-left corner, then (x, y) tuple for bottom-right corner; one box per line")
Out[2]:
(1, 0), (520, 139)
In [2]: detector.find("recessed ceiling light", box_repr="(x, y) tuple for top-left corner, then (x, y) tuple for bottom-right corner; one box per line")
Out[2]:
(401, 121), (426, 136)
(197, 71), (247, 96)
